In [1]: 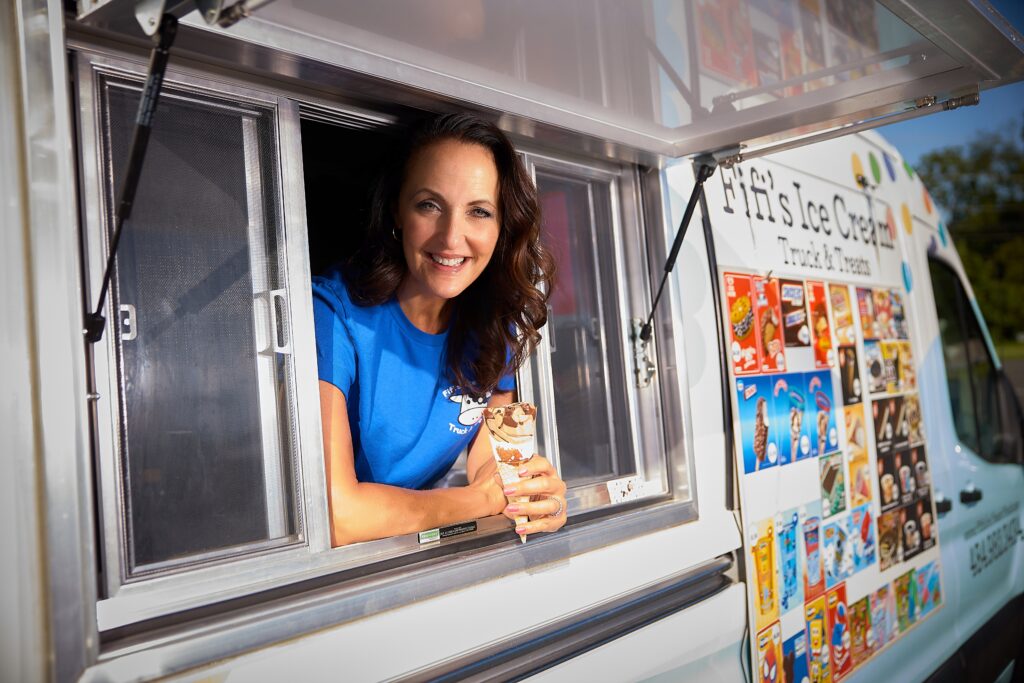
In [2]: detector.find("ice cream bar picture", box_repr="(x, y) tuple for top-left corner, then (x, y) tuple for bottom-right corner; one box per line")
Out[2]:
(780, 279), (811, 347)
(724, 272), (761, 375)
(483, 402), (537, 543)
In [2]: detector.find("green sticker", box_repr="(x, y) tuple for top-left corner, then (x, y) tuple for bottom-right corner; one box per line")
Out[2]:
(418, 528), (441, 544)
(869, 152), (882, 184)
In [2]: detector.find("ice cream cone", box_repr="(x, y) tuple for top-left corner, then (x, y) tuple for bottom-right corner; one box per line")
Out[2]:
(483, 402), (537, 543)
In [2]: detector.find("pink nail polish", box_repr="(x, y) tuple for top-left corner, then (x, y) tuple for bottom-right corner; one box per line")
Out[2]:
(518, 467), (529, 476)
(506, 505), (520, 513)
(504, 488), (515, 496)
(515, 526), (526, 534)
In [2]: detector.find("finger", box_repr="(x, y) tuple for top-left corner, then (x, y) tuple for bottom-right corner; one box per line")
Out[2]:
(515, 513), (566, 536)
(504, 475), (563, 498)
(503, 496), (562, 520)
(517, 455), (555, 478)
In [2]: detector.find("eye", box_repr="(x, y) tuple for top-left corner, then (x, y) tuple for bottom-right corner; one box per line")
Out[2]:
(470, 206), (494, 219)
(417, 199), (441, 213)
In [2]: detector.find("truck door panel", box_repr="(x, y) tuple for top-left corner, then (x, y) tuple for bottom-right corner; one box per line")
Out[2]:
(921, 254), (1024, 673)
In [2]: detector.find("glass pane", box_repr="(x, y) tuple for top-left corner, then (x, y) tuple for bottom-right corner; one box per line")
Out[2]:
(249, 0), (1015, 156)
(962, 300), (1001, 460)
(101, 79), (298, 570)
(928, 261), (979, 453)
(537, 170), (634, 484)
(994, 375), (1024, 465)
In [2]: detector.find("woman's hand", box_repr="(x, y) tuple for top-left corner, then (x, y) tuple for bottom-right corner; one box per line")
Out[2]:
(468, 456), (508, 517)
(501, 455), (567, 535)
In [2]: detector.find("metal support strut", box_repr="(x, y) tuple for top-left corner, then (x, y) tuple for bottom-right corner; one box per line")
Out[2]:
(639, 159), (717, 343)
(84, 13), (178, 344)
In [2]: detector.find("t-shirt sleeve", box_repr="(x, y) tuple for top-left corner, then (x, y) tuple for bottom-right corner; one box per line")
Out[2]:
(312, 281), (357, 399)
(496, 344), (517, 392)
(496, 372), (517, 392)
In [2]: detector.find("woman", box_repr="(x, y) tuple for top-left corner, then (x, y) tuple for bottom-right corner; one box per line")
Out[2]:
(313, 113), (566, 547)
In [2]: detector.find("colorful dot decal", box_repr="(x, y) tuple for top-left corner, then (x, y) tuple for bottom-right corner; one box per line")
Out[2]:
(902, 262), (913, 292)
(869, 152), (882, 184)
(883, 152), (896, 181)
(852, 153), (865, 186)
(886, 206), (897, 240)
(923, 188), (933, 214)
(939, 221), (948, 247)
(901, 203), (913, 234)
(903, 160), (915, 179)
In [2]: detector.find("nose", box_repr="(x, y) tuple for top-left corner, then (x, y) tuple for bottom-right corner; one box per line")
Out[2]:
(436, 211), (468, 251)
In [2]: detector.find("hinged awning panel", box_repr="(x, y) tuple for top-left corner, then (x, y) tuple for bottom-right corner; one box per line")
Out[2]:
(78, 0), (1024, 159)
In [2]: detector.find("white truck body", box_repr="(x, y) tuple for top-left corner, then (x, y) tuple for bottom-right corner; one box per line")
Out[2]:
(2, 1), (1022, 681)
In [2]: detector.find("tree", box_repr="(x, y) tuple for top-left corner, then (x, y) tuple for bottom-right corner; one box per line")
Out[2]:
(916, 112), (1024, 343)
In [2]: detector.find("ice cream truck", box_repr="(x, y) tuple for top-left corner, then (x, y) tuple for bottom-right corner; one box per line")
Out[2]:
(3, 1), (1024, 681)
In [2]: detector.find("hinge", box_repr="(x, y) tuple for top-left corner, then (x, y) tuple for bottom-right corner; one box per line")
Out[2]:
(630, 318), (656, 388)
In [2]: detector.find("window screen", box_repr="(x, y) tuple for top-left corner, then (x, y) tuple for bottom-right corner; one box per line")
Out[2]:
(100, 77), (300, 572)
(535, 168), (635, 486)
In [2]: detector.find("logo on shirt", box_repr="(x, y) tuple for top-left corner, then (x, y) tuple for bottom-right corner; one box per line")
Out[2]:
(443, 386), (490, 434)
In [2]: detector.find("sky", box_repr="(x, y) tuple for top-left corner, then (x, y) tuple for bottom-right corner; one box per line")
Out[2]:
(877, 0), (1024, 166)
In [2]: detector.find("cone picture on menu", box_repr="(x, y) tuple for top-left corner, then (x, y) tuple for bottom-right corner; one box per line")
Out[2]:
(483, 402), (537, 543)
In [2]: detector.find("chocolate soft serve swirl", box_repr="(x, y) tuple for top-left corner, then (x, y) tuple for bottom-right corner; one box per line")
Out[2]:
(483, 403), (536, 446)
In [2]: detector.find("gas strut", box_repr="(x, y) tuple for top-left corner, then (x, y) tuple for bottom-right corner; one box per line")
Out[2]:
(84, 14), (178, 344)
(638, 159), (717, 343)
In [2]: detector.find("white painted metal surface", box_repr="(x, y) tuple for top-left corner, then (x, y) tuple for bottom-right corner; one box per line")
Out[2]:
(154, 516), (740, 682)
(525, 584), (747, 683)
(0, 3), (48, 681)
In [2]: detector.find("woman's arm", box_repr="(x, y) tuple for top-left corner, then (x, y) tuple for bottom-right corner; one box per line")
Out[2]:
(320, 380), (506, 547)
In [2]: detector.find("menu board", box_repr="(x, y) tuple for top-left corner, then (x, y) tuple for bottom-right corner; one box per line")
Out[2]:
(723, 271), (943, 682)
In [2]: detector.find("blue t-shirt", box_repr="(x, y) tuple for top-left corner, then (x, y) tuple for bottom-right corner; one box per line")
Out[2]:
(312, 268), (516, 489)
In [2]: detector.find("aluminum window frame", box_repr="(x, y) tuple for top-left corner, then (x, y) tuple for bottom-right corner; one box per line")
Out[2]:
(517, 150), (673, 514)
(102, 80), (300, 575)
(72, 41), (698, 640)
(75, 49), (332, 626)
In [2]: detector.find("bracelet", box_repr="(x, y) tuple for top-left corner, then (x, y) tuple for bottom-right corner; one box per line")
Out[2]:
(550, 495), (564, 518)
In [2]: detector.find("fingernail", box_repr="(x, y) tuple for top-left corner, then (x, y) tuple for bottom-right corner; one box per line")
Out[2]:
(518, 467), (529, 476)
(506, 505), (521, 513)
(515, 526), (527, 534)
(504, 487), (516, 496)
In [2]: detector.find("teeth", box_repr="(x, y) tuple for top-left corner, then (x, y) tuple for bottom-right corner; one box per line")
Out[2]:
(431, 254), (465, 267)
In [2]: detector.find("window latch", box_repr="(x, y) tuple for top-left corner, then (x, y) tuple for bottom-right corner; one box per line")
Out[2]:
(630, 318), (656, 388)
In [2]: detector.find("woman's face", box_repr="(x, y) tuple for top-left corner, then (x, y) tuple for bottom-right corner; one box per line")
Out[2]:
(396, 139), (501, 306)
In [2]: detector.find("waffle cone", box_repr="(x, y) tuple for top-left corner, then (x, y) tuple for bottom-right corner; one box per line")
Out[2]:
(484, 402), (537, 543)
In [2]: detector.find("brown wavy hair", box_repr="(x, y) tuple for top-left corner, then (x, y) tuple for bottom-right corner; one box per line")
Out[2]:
(344, 112), (555, 395)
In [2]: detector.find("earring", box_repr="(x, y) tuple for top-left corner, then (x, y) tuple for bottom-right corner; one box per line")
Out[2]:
(392, 226), (399, 241)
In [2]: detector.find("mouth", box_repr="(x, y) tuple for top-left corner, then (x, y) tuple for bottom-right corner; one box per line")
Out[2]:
(429, 252), (468, 270)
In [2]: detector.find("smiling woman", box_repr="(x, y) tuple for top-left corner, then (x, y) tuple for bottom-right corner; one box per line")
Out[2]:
(312, 113), (562, 546)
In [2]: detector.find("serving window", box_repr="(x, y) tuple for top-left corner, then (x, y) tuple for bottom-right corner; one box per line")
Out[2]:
(77, 46), (692, 636)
